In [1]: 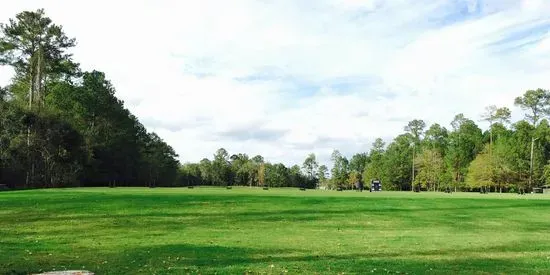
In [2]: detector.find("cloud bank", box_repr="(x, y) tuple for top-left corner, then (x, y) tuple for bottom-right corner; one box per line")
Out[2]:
(1, 0), (549, 166)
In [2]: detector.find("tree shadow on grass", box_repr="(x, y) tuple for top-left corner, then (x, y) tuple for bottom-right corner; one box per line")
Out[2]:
(4, 240), (550, 274)
(80, 242), (550, 274)
(4, 200), (550, 241)
(5, 200), (550, 238)
(5, 195), (550, 222)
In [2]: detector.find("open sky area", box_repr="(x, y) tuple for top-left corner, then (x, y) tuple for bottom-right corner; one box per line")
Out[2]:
(1, 0), (549, 167)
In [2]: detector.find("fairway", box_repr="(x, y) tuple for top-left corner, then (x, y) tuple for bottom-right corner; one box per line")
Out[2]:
(1, 188), (550, 274)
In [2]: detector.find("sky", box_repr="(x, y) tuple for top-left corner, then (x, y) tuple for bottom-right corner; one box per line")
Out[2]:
(1, 0), (549, 167)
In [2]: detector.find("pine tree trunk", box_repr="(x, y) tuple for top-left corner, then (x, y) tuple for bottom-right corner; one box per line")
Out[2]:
(26, 68), (34, 188)
(35, 50), (43, 109)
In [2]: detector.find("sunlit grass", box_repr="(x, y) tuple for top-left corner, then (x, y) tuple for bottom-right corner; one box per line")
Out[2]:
(1, 187), (550, 274)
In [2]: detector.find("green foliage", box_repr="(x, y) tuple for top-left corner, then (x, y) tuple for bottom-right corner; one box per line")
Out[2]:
(179, 149), (316, 188)
(349, 153), (368, 174)
(362, 138), (386, 187)
(383, 133), (414, 190)
(317, 164), (328, 182)
(543, 161), (550, 185)
(445, 114), (484, 189)
(302, 153), (318, 180)
(404, 119), (426, 143)
(0, 9), (78, 109)
(423, 123), (448, 157)
(466, 145), (494, 190)
(212, 148), (231, 186)
(0, 10), (179, 188)
(414, 148), (446, 191)
(330, 150), (349, 188)
(514, 88), (550, 126)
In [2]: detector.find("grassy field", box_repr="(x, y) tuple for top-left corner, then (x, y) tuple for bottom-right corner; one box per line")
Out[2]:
(1, 187), (550, 274)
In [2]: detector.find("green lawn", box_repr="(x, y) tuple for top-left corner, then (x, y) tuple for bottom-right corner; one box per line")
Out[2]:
(1, 187), (550, 274)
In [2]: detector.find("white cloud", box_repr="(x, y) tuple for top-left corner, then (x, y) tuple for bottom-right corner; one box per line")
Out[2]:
(1, 0), (549, 167)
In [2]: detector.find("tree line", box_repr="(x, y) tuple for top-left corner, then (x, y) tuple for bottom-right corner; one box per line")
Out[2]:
(2, 9), (549, 193)
(329, 89), (550, 193)
(0, 9), (179, 188)
(177, 149), (318, 189)
(178, 88), (550, 193)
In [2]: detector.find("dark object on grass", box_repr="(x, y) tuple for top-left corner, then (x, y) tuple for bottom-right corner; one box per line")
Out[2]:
(263, 187), (269, 190)
(188, 186), (194, 189)
(226, 186), (232, 189)
(299, 187), (306, 191)
(444, 187), (452, 193)
(355, 181), (364, 192)
(370, 179), (381, 192)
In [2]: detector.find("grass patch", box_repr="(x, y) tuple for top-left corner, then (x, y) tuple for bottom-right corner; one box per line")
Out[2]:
(1, 187), (550, 274)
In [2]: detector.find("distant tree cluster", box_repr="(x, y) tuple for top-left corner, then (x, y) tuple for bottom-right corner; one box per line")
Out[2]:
(177, 95), (547, 193)
(0, 9), (179, 188)
(177, 149), (317, 189)
(321, 89), (550, 193)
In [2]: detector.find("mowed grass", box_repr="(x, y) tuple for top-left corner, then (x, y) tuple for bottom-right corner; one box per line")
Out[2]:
(1, 188), (550, 274)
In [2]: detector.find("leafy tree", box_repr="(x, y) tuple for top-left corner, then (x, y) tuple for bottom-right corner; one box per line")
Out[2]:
(0, 86), (7, 100)
(317, 164), (328, 188)
(543, 161), (550, 186)
(363, 138), (386, 187)
(347, 170), (361, 189)
(141, 132), (179, 187)
(423, 123), (448, 157)
(199, 158), (213, 185)
(178, 163), (202, 186)
(252, 155), (264, 164)
(466, 145), (493, 192)
(404, 119), (426, 143)
(491, 137), (515, 192)
(0, 10), (180, 189)
(0, 9), (78, 109)
(349, 153), (368, 174)
(265, 163), (288, 187)
(514, 89), (550, 126)
(302, 153), (318, 181)
(445, 114), (483, 191)
(258, 162), (266, 187)
(404, 119), (426, 188)
(414, 148), (445, 191)
(383, 134), (414, 190)
(317, 165), (328, 181)
(371, 138), (386, 153)
(212, 148), (231, 186)
(514, 89), (550, 190)
(330, 150), (349, 189)
(230, 153), (251, 186)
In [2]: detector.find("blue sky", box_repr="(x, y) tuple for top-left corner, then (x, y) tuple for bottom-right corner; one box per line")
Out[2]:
(1, 0), (549, 167)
